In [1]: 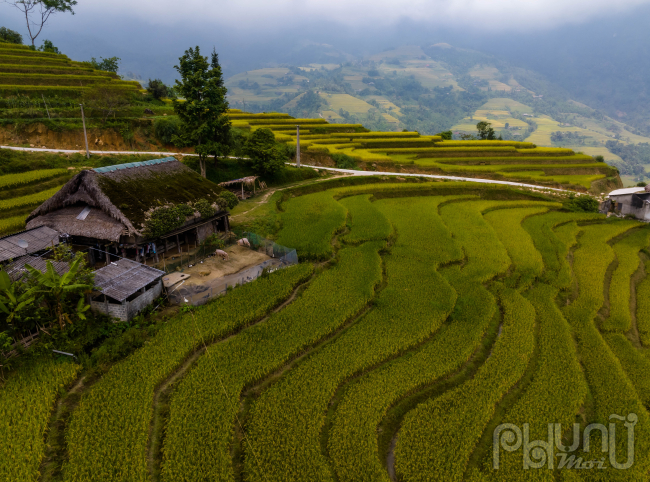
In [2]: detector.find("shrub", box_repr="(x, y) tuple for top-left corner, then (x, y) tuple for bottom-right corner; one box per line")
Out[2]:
(0, 27), (22, 45)
(38, 40), (59, 54)
(202, 233), (224, 251)
(88, 56), (120, 74)
(193, 198), (216, 218)
(563, 194), (600, 212)
(217, 191), (239, 209)
(154, 117), (179, 145)
(436, 130), (453, 140)
(332, 153), (357, 169)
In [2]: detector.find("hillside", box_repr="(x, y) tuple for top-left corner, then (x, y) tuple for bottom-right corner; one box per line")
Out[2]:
(3, 176), (649, 481)
(225, 44), (650, 186)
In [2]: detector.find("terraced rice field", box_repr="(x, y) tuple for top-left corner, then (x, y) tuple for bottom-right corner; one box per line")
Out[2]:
(225, 111), (618, 192)
(0, 168), (73, 235)
(0, 42), (140, 101)
(4, 177), (650, 482)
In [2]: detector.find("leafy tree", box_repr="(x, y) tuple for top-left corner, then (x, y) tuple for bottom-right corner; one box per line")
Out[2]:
(147, 78), (169, 100)
(244, 128), (285, 176)
(476, 121), (496, 140)
(25, 257), (93, 330)
(3, 0), (77, 47)
(173, 46), (232, 178)
(0, 26), (22, 44)
(88, 56), (120, 74)
(436, 130), (453, 140)
(37, 38), (58, 53)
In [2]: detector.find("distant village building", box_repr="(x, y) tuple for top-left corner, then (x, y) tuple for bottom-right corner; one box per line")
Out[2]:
(26, 157), (230, 266)
(606, 186), (650, 221)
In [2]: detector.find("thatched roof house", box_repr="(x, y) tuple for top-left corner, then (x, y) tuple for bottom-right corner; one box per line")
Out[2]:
(26, 157), (230, 263)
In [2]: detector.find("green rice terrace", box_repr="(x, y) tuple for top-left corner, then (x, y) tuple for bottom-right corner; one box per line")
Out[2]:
(0, 108), (619, 238)
(0, 41), (139, 100)
(2, 175), (650, 481)
(227, 111), (619, 193)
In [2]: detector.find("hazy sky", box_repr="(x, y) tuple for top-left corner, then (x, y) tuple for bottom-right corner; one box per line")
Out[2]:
(3, 0), (650, 82)
(36, 0), (650, 30)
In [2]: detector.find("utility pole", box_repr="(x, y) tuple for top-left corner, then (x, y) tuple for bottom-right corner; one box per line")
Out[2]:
(296, 125), (300, 168)
(79, 104), (90, 159)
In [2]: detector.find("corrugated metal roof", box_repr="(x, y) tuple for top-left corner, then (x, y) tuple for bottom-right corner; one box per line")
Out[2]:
(93, 157), (177, 174)
(609, 187), (646, 197)
(4, 256), (69, 282)
(0, 226), (60, 263)
(94, 259), (165, 302)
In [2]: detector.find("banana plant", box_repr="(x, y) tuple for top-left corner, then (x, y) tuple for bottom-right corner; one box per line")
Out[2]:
(25, 257), (94, 329)
(0, 270), (37, 325)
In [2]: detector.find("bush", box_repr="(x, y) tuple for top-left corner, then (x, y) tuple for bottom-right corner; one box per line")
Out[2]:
(217, 191), (239, 209)
(88, 56), (120, 74)
(154, 117), (179, 145)
(564, 194), (600, 213)
(436, 130), (453, 140)
(332, 153), (358, 169)
(194, 198), (216, 218)
(0, 27), (22, 45)
(38, 40), (59, 54)
(202, 233), (225, 251)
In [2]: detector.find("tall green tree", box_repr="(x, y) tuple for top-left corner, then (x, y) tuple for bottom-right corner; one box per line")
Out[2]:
(173, 46), (232, 178)
(476, 121), (496, 140)
(3, 0), (77, 47)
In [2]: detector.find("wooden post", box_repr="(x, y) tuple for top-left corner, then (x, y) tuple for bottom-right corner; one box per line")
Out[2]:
(176, 235), (180, 254)
(136, 245), (140, 263)
(105, 246), (109, 266)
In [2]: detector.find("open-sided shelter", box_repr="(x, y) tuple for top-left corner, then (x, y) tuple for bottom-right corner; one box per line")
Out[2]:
(25, 158), (230, 265)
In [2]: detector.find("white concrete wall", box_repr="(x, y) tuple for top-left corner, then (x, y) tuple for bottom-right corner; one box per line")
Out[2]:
(91, 280), (163, 322)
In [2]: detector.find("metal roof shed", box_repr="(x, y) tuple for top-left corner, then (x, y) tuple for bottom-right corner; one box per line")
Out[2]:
(91, 259), (165, 321)
(0, 226), (60, 263)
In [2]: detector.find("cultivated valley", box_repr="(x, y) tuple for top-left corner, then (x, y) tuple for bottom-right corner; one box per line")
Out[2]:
(1, 2), (650, 482)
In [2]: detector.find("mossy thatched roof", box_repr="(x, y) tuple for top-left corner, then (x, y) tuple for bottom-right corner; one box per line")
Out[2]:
(26, 158), (225, 240)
